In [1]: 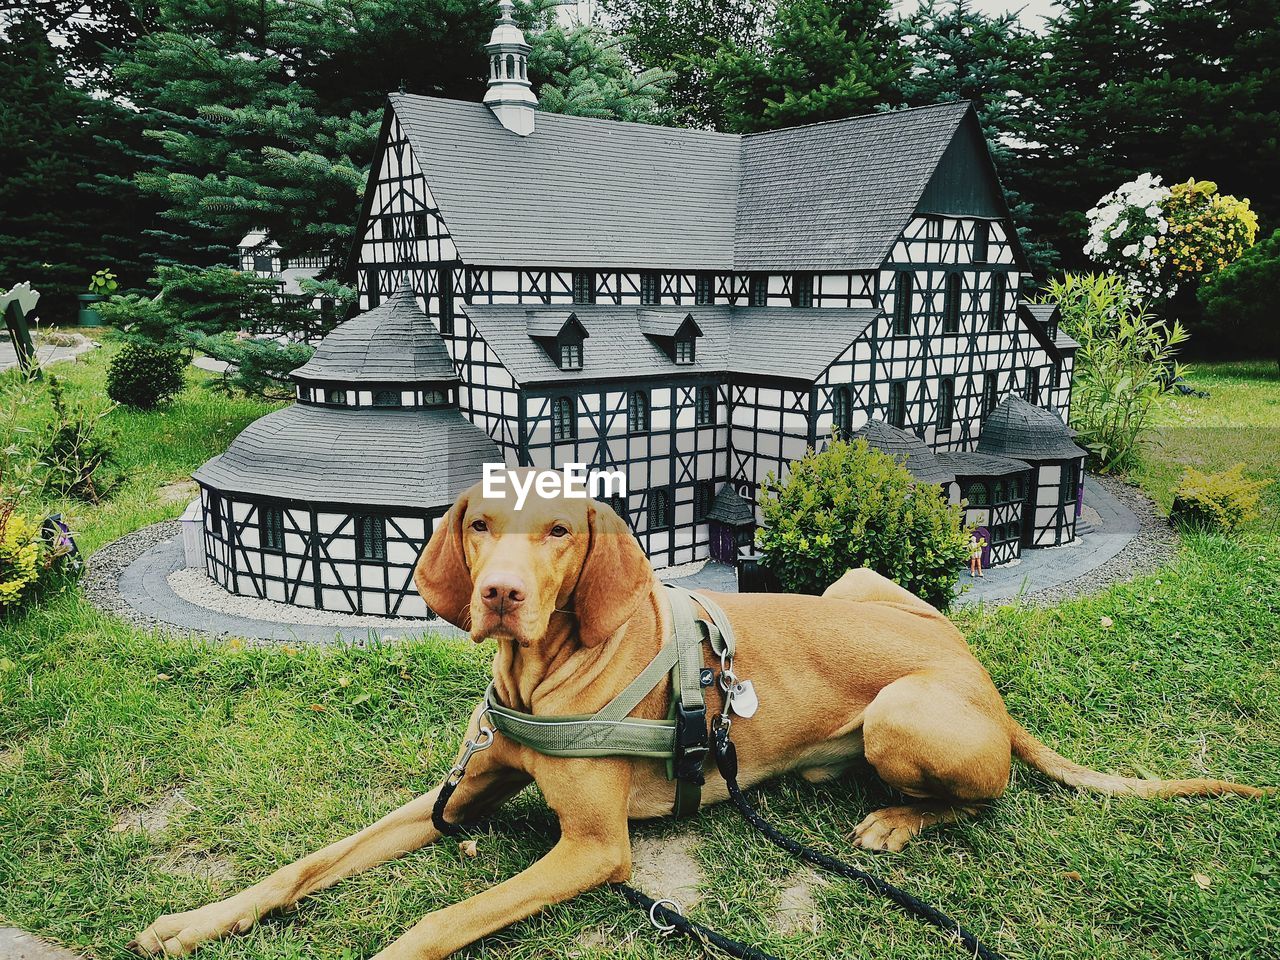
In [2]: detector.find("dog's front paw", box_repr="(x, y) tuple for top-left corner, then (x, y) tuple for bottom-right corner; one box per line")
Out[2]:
(128, 898), (258, 957)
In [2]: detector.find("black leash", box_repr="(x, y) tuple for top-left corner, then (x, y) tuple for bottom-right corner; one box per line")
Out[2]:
(430, 724), (1008, 960)
(711, 723), (1006, 960)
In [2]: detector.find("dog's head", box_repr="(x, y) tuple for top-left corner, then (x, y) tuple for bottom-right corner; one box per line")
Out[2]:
(414, 472), (652, 649)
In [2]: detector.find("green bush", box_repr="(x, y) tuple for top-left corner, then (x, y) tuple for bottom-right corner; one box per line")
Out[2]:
(106, 341), (187, 409)
(0, 508), (43, 612)
(1199, 228), (1280, 370)
(1170, 464), (1268, 533)
(1044, 272), (1188, 473)
(757, 437), (971, 608)
(34, 376), (118, 503)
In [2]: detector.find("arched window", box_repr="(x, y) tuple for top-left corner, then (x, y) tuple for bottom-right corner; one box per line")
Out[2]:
(505, 54), (515, 78)
(943, 273), (962, 333)
(552, 397), (576, 441)
(893, 272), (912, 335)
(627, 391), (649, 433)
(937, 378), (955, 429)
(888, 381), (907, 429)
(989, 273), (1006, 331)
(649, 489), (671, 529)
(833, 386), (852, 438)
(965, 482), (988, 506)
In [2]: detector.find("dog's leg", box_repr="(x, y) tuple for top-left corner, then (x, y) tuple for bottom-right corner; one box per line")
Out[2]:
(370, 759), (632, 960)
(854, 672), (1011, 852)
(130, 709), (529, 958)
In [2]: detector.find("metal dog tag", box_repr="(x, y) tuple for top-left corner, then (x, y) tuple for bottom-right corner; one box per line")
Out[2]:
(729, 680), (759, 718)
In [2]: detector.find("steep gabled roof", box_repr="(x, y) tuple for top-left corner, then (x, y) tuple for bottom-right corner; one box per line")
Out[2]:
(462, 304), (878, 385)
(382, 94), (978, 273)
(291, 285), (458, 384)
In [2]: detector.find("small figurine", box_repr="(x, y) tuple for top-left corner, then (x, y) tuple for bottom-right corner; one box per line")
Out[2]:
(968, 534), (987, 577)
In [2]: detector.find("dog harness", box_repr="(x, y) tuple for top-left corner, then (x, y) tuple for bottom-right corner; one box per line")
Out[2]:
(480, 584), (737, 818)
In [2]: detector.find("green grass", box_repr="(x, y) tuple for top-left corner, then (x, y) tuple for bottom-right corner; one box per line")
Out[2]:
(2, 355), (1278, 959)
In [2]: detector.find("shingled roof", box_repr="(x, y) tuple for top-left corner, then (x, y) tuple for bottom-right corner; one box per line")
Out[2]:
(195, 405), (500, 511)
(937, 450), (1031, 478)
(705, 484), (755, 526)
(383, 94), (974, 272)
(977, 396), (1087, 461)
(462, 304), (879, 385)
(292, 285), (459, 384)
(852, 420), (956, 485)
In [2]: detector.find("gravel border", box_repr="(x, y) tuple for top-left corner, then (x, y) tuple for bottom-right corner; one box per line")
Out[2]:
(81, 520), (183, 631)
(1026, 473), (1179, 605)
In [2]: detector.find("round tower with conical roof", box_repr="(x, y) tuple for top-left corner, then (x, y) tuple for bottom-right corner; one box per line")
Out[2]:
(194, 286), (502, 617)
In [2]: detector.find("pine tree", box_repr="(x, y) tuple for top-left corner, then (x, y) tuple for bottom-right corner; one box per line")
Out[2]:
(702, 0), (905, 133)
(896, 0), (1055, 275)
(602, 0), (769, 128)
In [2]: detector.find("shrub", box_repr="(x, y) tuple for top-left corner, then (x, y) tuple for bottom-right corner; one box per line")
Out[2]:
(1170, 464), (1268, 533)
(1044, 272), (1187, 473)
(757, 437), (971, 608)
(106, 341), (187, 409)
(35, 377), (118, 503)
(0, 509), (42, 612)
(1199, 228), (1280, 370)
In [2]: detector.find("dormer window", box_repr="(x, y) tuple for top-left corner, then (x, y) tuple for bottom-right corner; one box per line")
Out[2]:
(640, 272), (659, 305)
(572, 271), (596, 304)
(791, 273), (814, 308)
(560, 341), (583, 370)
(639, 311), (702, 365)
(675, 336), (695, 364)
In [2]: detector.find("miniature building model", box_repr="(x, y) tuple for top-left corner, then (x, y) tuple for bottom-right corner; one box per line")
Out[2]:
(195, 5), (1084, 616)
(195, 287), (500, 616)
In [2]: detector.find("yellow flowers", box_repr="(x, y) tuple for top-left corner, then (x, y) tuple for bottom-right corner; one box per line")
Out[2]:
(0, 512), (42, 611)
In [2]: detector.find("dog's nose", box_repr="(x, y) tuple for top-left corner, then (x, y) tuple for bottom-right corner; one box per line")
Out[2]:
(480, 575), (526, 613)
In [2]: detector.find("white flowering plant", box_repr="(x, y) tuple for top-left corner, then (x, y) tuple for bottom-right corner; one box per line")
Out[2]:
(1085, 175), (1258, 301)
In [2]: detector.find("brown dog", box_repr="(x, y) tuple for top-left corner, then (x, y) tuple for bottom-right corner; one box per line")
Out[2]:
(132, 479), (1267, 960)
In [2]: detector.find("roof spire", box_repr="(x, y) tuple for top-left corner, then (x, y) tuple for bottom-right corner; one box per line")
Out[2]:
(483, 0), (537, 137)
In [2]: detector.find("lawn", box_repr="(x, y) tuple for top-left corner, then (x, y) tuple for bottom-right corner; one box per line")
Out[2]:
(1, 354), (1277, 960)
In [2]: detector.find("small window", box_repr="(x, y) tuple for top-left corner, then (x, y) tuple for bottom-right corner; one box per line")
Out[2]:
(989, 273), (1006, 331)
(965, 482), (988, 506)
(552, 396), (576, 441)
(833, 386), (852, 439)
(607, 493), (628, 521)
(1061, 460), (1079, 502)
(326, 388), (348, 405)
(572, 271), (596, 304)
(413, 211), (430, 237)
(984, 377), (999, 416)
(925, 217), (943, 240)
(356, 515), (387, 561)
(1026, 368), (1040, 404)
(696, 481), (716, 520)
(943, 273), (962, 333)
(1009, 476), (1022, 499)
(560, 341), (583, 370)
(993, 479), (1006, 503)
(260, 506), (285, 552)
(649, 489), (671, 529)
(888, 382), (907, 429)
(695, 273), (714, 305)
(695, 385), (716, 426)
(252, 253), (273, 273)
(748, 274), (768, 307)
(640, 272), (659, 305)
(937, 378), (955, 429)
(373, 389), (400, 407)
(972, 221), (990, 263)
(439, 266), (454, 334)
(893, 273), (912, 335)
(422, 389), (448, 406)
(675, 337), (695, 365)
(1052, 360), (1062, 389)
(627, 391), (649, 433)
(790, 273), (814, 308)
(207, 493), (222, 537)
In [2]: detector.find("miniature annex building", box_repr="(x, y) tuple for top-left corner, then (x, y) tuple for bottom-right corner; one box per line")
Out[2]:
(195, 287), (500, 617)
(340, 3), (1079, 577)
(977, 396), (1088, 547)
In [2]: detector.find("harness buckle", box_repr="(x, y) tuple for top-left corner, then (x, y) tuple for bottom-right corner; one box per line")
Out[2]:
(673, 702), (709, 785)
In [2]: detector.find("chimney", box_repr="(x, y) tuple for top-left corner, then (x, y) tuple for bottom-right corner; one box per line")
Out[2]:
(483, 0), (537, 136)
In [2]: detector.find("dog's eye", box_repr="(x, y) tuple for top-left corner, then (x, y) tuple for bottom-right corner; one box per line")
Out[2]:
(549, 524), (569, 538)
(470, 519), (488, 533)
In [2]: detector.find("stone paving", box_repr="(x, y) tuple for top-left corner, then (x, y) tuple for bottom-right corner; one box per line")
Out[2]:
(0, 335), (98, 372)
(0, 929), (85, 960)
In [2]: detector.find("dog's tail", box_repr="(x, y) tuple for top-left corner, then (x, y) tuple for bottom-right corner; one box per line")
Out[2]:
(1010, 723), (1271, 798)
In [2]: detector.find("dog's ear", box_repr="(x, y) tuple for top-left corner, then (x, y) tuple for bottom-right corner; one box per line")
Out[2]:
(414, 490), (473, 630)
(573, 499), (652, 648)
